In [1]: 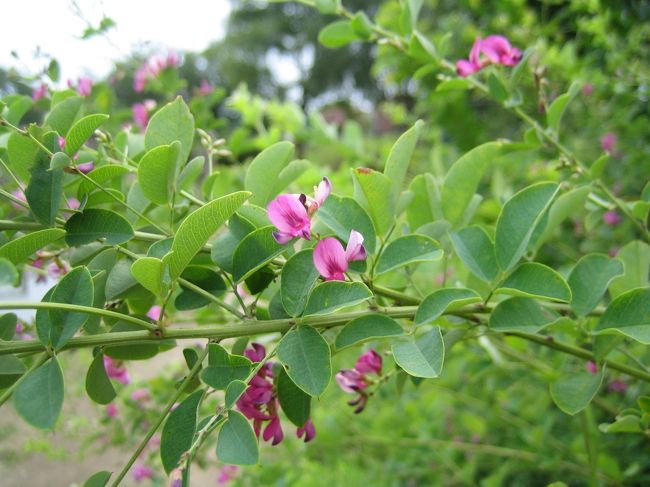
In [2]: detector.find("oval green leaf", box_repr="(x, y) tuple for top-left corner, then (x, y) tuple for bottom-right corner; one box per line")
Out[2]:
(145, 96), (195, 164)
(216, 410), (259, 466)
(352, 168), (395, 236)
(277, 325), (331, 397)
(489, 297), (559, 333)
(449, 226), (498, 283)
(568, 254), (624, 316)
(244, 141), (295, 206)
(0, 229), (66, 265)
(65, 113), (110, 156)
(375, 234), (442, 275)
(277, 369), (311, 427)
(392, 327), (445, 378)
(137, 142), (181, 205)
(85, 352), (116, 405)
(161, 389), (204, 474)
(335, 314), (403, 350)
(280, 249), (321, 317)
(496, 262), (572, 302)
(303, 281), (372, 317)
(65, 209), (134, 246)
(414, 288), (481, 326)
(13, 357), (64, 430)
(232, 225), (285, 282)
(596, 288), (650, 344)
(550, 369), (604, 416)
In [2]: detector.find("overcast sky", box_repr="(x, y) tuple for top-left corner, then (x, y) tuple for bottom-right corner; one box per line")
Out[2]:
(0, 0), (231, 84)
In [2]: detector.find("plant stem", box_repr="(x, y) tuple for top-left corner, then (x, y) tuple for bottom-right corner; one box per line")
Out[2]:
(110, 344), (210, 487)
(0, 301), (157, 331)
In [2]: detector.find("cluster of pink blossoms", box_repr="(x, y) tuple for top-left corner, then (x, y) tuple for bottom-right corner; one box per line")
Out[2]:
(68, 77), (93, 97)
(267, 177), (367, 280)
(104, 356), (130, 385)
(134, 51), (180, 93)
(236, 343), (316, 445)
(336, 349), (382, 413)
(456, 35), (522, 77)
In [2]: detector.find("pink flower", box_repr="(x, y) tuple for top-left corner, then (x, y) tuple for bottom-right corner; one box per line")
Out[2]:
(582, 83), (594, 96)
(67, 198), (80, 210)
(106, 403), (119, 418)
(32, 83), (48, 101)
(199, 79), (214, 95)
(262, 415), (284, 445)
(10, 189), (26, 210)
(146, 305), (162, 321)
(355, 349), (382, 375)
(296, 417), (316, 442)
(603, 211), (621, 226)
(586, 361), (598, 374)
(608, 379), (628, 393)
(267, 194), (312, 244)
(306, 177), (332, 215)
(217, 465), (240, 485)
(600, 133), (617, 154)
(313, 230), (366, 281)
(69, 77), (93, 96)
(132, 464), (154, 482)
(134, 66), (148, 93)
(104, 356), (130, 385)
(166, 51), (180, 67)
(15, 322), (24, 334)
(58, 137), (66, 151)
(335, 368), (367, 393)
(132, 103), (149, 132)
(47, 261), (70, 280)
(76, 162), (94, 174)
(456, 35), (521, 77)
(131, 388), (151, 403)
(480, 35), (522, 66)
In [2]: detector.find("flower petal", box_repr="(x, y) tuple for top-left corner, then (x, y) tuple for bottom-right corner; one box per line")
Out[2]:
(345, 230), (367, 262)
(314, 177), (332, 207)
(313, 237), (348, 280)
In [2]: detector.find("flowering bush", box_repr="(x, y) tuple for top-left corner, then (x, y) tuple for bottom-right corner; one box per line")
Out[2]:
(1, 1), (650, 486)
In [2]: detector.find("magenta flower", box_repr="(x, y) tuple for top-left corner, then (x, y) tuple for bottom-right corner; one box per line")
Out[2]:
(104, 356), (130, 385)
(132, 464), (154, 482)
(166, 50), (180, 67)
(15, 322), (24, 335)
(313, 230), (367, 281)
(262, 415), (284, 445)
(608, 379), (628, 393)
(106, 403), (119, 418)
(582, 83), (594, 96)
(296, 417), (316, 442)
(147, 305), (162, 321)
(69, 77), (93, 97)
(32, 83), (48, 101)
(267, 194), (312, 244)
(355, 349), (382, 375)
(76, 162), (95, 174)
(132, 103), (149, 132)
(336, 348), (383, 413)
(199, 79), (214, 95)
(134, 66), (148, 92)
(10, 189), (26, 210)
(600, 132), (617, 154)
(306, 177), (332, 215)
(217, 465), (240, 486)
(586, 361), (598, 374)
(131, 388), (151, 403)
(47, 260), (70, 280)
(67, 198), (80, 210)
(456, 35), (521, 77)
(603, 211), (621, 226)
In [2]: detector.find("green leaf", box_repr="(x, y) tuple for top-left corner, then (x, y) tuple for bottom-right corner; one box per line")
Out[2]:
(335, 314), (403, 349)
(318, 194), (377, 254)
(375, 234), (442, 275)
(176, 266), (226, 310)
(414, 288), (481, 326)
(351, 11), (373, 38)
(550, 369), (604, 415)
(65, 114), (109, 156)
(83, 471), (112, 487)
(216, 410), (259, 466)
(201, 344), (252, 390)
(568, 254), (624, 316)
(0, 313), (18, 340)
(608, 240), (650, 298)
(546, 82), (580, 134)
(0, 229), (66, 265)
(161, 389), (204, 474)
(596, 288), (650, 344)
(6, 131), (39, 182)
(131, 257), (167, 298)
(225, 380), (247, 409)
(77, 165), (131, 198)
(232, 225), (285, 282)
(0, 355), (25, 388)
(496, 263), (572, 302)
(537, 185), (591, 248)
(0, 258), (19, 286)
(318, 20), (360, 48)
(449, 226), (498, 283)
(65, 209), (134, 246)
(277, 369), (311, 427)
(178, 156), (205, 191)
(13, 357), (64, 430)
(85, 352), (116, 405)
(352, 168), (395, 235)
(45, 96), (83, 134)
(137, 142), (181, 205)
(442, 142), (507, 225)
(384, 120), (423, 198)
(145, 96), (195, 164)
(244, 141), (294, 206)
(489, 297), (559, 333)
(277, 325), (331, 396)
(495, 182), (559, 271)
(165, 191), (250, 280)
(281, 249), (321, 317)
(273, 158), (311, 199)
(487, 73), (509, 102)
(25, 157), (63, 227)
(49, 151), (72, 170)
(315, 0), (338, 13)
(303, 281), (372, 316)
(392, 327), (445, 378)
(5, 95), (33, 125)
(48, 266), (94, 349)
